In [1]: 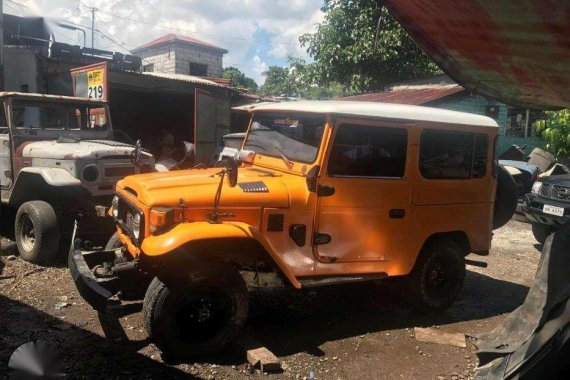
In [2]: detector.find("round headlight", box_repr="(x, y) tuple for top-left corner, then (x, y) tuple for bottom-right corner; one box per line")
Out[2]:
(531, 181), (543, 195)
(111, 196), (119, 218)
(82, 165), (99, 182)
(132, 213), (141, 240)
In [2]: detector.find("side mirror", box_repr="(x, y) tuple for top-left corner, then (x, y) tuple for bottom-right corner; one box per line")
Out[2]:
(238, 149), (256, 165)
(131, 139), (142, 165)
(306, 165), (319, 192)
(226, 156), (239, 187)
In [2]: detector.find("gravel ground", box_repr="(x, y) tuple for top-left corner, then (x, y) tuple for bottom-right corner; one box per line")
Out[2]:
(0, 220), (541, 379)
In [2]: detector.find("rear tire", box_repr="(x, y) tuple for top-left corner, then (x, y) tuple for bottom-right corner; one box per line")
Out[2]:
(531, 223), (551, 245)
(406, 239), (466, 312)
(143, 264), (248, 358)
(14, 201), (60, 265)
(493, 165), (519, 229)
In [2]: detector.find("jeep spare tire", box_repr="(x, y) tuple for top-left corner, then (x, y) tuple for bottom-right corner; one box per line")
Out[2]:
(493, 165), (518, 230)
(14, 201), (60, 265)
(143, 265), (248, 358)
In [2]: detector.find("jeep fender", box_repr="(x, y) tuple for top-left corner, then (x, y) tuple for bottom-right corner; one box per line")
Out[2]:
(141, 221), (301, 289)
(9, 168), (87, 206)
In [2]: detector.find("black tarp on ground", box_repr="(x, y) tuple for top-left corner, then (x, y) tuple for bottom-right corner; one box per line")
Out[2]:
(474, 222), (570, 379)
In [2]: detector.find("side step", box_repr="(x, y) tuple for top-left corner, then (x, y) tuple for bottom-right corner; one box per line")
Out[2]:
(298, 273), (387, 287)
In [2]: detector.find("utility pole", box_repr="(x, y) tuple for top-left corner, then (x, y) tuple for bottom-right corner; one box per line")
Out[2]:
(0, 0), (4, 90)
(90, 7), (95, 48)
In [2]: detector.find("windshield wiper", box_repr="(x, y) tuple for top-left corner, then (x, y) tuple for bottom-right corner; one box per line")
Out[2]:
(272, 145), (293, 169)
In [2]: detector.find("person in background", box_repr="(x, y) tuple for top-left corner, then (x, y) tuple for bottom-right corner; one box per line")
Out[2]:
(159, 127), (175, 160)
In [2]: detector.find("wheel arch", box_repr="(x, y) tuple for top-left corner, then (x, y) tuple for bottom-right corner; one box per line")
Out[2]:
(420, 230), (472, 257)
(140, 222), (301, 289)
(8, 168), (89, 207)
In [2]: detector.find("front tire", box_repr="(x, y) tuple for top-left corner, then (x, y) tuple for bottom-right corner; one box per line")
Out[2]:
(143, 264), (248, 358)
(406, 239), (466, 312)
(531, 223), (551, 245)
(14, 201), (60, 265)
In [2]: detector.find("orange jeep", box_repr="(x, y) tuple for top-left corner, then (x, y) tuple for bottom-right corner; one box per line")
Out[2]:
(70, 101), (516, 357)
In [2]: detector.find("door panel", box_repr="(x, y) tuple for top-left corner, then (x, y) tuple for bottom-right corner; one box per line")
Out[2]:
(194, 90), (231, 165)
(314, 120), (413, 270)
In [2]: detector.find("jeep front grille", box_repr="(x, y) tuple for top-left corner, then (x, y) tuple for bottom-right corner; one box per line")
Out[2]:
(539, 183), (570, 202)
(116, 197), (143, 242)
(104, 166), (135, 178)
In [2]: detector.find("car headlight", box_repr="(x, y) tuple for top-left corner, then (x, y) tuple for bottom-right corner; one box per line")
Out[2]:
(112, 196), (119, 218)
(132, 213), (141, 240)
(531, 181), (543, 195)
(82, 165), (99, 182)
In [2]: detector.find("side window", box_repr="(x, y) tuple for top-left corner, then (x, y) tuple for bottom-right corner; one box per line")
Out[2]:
(420, 130), (474, 179)
(328, 124), (408, 178)
(473, 133), (489, 178)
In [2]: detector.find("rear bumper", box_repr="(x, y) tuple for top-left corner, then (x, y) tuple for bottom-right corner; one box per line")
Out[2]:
(68, 224), (121, 312)
(523, 194), (570, 226)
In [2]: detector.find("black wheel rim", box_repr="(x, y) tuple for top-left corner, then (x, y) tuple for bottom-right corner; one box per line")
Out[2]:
(174, 288), (232, 343)
(19, 213), (36, 252)
(424, 256), (458, 302)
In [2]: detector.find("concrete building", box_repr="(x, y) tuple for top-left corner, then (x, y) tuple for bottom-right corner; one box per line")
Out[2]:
(132, 34), (228, 79)
(340, 75), (545, 154)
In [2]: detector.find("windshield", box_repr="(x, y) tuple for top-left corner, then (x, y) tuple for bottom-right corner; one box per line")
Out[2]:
(243, 113), (325, 164)
(10, 100), (109, 132)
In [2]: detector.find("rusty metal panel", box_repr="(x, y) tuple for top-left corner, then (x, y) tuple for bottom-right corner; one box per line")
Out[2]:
(383, 0), (570, 109)
(339, 86), (464, 105)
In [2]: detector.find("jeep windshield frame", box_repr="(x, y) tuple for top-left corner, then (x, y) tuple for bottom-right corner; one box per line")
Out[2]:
(243, 112), (326, 165)
(6, 97), (112, 141)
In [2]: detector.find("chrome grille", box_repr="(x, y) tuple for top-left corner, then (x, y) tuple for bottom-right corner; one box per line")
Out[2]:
(104, 166), (135, 178)
(552, 185), (570, 201)
(539, 183), (552, 198)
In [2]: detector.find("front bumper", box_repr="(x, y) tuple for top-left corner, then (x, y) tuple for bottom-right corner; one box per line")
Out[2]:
(523, 194), (570, 226)
(68, 225), (121, 312)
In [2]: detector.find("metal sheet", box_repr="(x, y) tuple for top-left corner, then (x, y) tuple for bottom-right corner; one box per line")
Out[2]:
(383, 0), (570, 109)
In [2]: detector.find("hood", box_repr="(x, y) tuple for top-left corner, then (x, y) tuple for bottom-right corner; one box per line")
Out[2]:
(543, 174), (570, 186)
(117, 166), (297, 209)
(22, 140), (153, 160)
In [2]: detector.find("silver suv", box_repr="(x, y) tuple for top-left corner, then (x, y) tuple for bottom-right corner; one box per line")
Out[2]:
(0, 92), (154, 264)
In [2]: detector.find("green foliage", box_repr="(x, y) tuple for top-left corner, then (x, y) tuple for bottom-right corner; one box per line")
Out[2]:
(222, 66), (258, 91)
(259, 66), (295, 97)
(299, 0), (440, 92)
(534, 109), (570, 159)
(259, 57), (345, 99)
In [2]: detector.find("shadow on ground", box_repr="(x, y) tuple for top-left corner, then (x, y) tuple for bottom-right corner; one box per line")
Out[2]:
(0, 295), (195, 379)
(246, 269), (530, 357)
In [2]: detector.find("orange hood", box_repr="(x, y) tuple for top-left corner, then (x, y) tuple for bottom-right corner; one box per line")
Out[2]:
(116, 166), (295, 209)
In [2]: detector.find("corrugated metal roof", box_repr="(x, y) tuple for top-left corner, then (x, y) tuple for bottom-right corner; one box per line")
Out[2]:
(338, 85), (464, 105)
(383, 0), (570, 109)
(140, 72), (228, 88)
(0, 92), (107, 104)
(133, 33), (228, 53)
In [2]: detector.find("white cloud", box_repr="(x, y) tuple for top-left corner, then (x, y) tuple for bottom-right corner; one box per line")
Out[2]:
(8, 0), (324, 85)
(251, 55), (269, 85)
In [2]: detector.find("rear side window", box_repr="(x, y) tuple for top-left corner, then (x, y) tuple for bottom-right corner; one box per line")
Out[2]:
(473, 134), (489, 178)
(328, 124), (408, 178)
(420, 130), (489, 179)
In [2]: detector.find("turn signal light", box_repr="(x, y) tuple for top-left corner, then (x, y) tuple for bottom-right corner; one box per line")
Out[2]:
(149, 207), (175, 233)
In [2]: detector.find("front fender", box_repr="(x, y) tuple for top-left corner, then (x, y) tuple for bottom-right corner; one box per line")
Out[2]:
(9, 167), (87, 206)
(19, 167), (81, 186)
(141, 221), (301, 288)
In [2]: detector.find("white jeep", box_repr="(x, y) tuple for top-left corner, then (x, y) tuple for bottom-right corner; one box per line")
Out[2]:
(0, 92), (154, 264)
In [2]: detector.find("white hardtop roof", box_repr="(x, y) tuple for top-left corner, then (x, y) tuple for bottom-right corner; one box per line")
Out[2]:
(247, 100), (499, 128)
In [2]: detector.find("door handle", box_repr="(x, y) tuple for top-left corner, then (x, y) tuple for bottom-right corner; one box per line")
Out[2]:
(389, 209), (405, 219)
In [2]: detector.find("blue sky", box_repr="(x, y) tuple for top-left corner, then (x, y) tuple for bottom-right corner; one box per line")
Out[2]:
(5, 0), (325, 84)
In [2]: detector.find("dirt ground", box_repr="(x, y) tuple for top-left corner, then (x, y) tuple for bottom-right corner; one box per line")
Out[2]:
(0, 220), (541, 379)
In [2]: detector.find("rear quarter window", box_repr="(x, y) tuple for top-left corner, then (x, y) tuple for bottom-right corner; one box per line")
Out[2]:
(420, 129), (489, 179)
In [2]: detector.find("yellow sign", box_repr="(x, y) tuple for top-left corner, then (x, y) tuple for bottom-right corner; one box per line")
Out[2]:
(87, 69), (105, 99)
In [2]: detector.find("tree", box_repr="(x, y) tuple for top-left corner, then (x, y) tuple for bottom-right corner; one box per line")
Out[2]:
(535, 109), (570, 160)
(300, 0), (440, 93)
(259, 57), (345, 99)
(259, 65), (296, 97)
(222, 67), (258, 91)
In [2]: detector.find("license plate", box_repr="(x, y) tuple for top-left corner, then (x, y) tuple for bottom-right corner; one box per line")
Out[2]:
(543, 204), (565, 217)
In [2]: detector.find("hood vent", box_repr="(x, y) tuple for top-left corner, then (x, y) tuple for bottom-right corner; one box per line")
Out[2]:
(239, 181), (269, 193)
